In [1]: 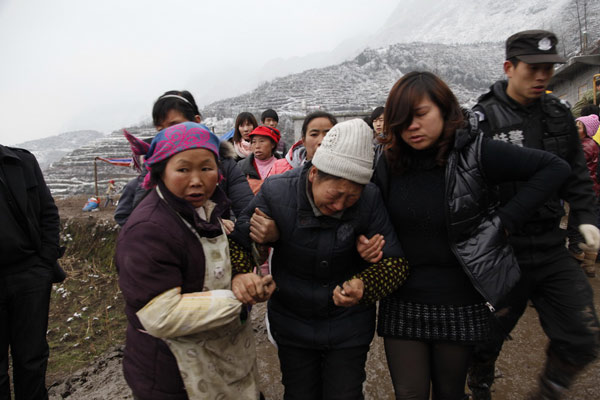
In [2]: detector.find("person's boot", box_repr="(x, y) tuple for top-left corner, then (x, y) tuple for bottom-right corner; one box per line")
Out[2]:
(582, 251), (597, 278)
(467, 359), (495, 400)
(525, 352), (584, 399)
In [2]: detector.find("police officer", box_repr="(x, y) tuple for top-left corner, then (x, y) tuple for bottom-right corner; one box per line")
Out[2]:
(467, 30), (600, 400)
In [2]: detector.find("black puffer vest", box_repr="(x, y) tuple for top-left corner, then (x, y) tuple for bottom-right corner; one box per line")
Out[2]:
(475, 81), (575, 228)
(445, 113), (520, 310)
(374, 114), (520, 310)
(476, 80), (575, 160)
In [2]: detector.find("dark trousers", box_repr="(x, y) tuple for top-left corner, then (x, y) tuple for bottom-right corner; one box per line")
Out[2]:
(471, 247), (600, 386)
(0, 266), (52, 400)
(277, 343), (369, 400)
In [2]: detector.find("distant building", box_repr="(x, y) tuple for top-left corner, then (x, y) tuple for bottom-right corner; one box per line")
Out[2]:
(548, 43), (600, 106)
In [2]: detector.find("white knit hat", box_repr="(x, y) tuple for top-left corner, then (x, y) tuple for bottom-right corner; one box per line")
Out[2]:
(311, 119), (374, 185)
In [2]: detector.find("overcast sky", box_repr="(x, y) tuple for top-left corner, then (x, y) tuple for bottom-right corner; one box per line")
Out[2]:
(0, 0), (398, 145)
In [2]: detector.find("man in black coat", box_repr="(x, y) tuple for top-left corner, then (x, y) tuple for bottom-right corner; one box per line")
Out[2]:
(468, 30), (600, 400)
(0, 144), (62, 399)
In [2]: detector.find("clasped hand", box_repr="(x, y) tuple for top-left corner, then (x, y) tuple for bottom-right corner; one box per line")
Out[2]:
(232, 273), (276, 305)
(333, 279), (364, 307)
(250, 208), (279, 244)
(356, 234), (385, 263)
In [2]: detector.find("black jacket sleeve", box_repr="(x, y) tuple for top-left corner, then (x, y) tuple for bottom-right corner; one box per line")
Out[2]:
(114, 177), (140, 227)
(219, 158), (254, 218)
(29, 152), (61, 263)
(231, 174), (278, 249)
(481, 138), (571, 233)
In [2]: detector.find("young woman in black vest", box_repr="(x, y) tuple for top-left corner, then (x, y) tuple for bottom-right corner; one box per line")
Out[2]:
(359, 71), (571, 399)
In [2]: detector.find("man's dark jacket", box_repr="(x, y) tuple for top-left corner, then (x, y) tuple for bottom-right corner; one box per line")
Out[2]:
(0, 145), (61, 275)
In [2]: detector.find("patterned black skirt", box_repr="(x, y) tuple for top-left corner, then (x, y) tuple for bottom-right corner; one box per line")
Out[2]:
(377, 297), (491, 343)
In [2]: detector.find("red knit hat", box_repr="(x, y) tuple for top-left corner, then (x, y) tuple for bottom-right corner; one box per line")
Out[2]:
(249, 125), (280, 144)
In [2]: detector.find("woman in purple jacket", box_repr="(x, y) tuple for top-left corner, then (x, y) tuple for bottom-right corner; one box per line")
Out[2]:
(116, 122), (274, 399)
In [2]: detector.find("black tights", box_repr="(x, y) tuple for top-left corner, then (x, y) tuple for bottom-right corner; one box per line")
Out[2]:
(384, 338), (472, 400)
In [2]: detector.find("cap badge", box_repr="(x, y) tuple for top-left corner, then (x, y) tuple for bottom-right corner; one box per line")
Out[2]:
(538, 37), (552, 51)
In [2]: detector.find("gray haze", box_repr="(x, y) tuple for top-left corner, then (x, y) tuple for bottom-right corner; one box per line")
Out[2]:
(0, 0), (396, 144)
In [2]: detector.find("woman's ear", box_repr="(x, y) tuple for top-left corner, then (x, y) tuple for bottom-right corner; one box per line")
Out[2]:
(194, 115), (202, 123)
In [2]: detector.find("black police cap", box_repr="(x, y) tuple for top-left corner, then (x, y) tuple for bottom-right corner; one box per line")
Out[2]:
(506, 30), (566, 64)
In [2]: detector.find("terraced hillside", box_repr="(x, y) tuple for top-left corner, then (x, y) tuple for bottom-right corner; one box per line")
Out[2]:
(201, 41), (505, 119)
(44, 127), (155, 197)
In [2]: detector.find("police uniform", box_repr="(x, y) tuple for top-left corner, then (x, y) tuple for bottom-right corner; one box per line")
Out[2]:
(468, 30), (600, 400)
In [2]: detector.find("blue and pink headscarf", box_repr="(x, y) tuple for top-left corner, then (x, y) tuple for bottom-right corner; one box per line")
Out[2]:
(124, 122), (221, 189)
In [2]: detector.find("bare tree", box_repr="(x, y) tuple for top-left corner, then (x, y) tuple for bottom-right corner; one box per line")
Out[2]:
(574, 0), (590, 53)
(575, 0), (583, 52)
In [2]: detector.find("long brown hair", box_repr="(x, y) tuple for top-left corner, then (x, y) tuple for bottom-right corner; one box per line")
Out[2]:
(380, 71), (464, 174)
(233, 112), (258, 143)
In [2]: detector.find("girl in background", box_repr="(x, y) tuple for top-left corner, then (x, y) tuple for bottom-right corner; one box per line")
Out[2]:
(232, 112), (259, 161)
(271, 111), (337, 175)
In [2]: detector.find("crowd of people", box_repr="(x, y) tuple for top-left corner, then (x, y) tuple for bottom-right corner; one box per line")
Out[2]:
(1, 29), (600, 400)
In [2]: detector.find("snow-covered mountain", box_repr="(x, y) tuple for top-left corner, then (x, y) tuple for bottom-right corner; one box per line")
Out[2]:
(13, 130), (105, 171)
(43, 0), (599, 196)
(201, 41), (505, 141)
(235, 0), (594, 96)
(370, 0), (572, 47)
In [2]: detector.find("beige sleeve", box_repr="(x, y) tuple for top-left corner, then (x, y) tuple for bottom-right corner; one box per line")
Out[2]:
(136, 287), (243, 338)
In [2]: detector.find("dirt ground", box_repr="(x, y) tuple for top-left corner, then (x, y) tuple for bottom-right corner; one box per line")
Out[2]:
(47, 288), (600, 399)
(46, 199), (600, 399)
(56, 195), (120, 221)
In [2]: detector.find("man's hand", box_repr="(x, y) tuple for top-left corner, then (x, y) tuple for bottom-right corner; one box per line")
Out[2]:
(250, 208), (279, 244)
(332, 279), (364, 307)
(232, 273), (276, 305)
(356, 234), (384, 263)
(579, 224), (600, 252)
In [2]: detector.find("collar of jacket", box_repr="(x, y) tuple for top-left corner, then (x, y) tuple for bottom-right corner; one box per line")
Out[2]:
(453, 110), (481, 151)
(156, 180), (230, 238)
(487, 80), (542, 114)
(238, 153), (261, 180)
(295, 162), (361, 229)
(0, 145), (21, 162)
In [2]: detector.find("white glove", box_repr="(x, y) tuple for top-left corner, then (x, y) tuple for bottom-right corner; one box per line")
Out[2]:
(578, 224), (600, 252)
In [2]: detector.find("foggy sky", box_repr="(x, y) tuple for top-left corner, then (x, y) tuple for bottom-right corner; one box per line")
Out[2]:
(0, 0), (396, 144)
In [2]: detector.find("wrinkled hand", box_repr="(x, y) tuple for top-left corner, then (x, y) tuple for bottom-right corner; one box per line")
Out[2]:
(332, 279), (364, 307)
(578, 224), (600, 252)
(250, 208), (279, 244)
(222, 219), (235, 235)
(356, 234), (384, 263)
(232, 273), (276, 305)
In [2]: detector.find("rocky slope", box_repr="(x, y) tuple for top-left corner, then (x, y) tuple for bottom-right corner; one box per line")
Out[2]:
(201, 41), (504, 119)
(43, 126), (155, 197)
(13, 130), (104, 171)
